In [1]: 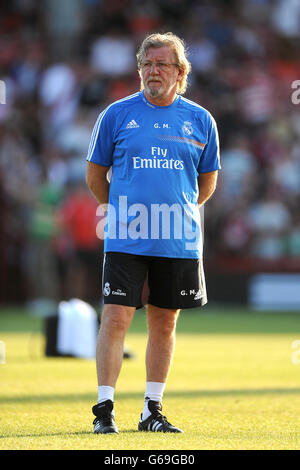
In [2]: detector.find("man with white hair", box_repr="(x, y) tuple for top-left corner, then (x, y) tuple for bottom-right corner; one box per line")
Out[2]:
(86, 32), (220, 434)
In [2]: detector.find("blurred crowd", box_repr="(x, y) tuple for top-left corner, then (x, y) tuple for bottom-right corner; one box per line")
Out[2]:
(0, 0), (300, 304)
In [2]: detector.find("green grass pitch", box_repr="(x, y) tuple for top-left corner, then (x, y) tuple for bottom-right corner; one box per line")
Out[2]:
(1, 306), (300, 450)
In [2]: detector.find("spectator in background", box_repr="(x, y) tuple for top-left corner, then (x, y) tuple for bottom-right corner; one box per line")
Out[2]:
(221, 202), (253, 256)
(272, 0), (300, 38)
(187, 31), (219, 74)
(247, 188), (292, 259)
(45, 145), (69, 188)
(25, 179), (62, 305)
(286, 213), (300, 257)
(54, 109), (92, 158)
(13, 41), (44, 97)
(127, 1), (161, 38)
(90, 28), (136, 76)
(56, 182), (103, 302)
(235, 61), (276, 125)
(38, 62), (78, 135)
(0, 122), (39, 205)
(271, 151), (300, 200)
(218, 133), (258, 209)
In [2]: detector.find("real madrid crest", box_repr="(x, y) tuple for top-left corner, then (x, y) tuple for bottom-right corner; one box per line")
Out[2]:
(103, 282), (111, 296)
(182, 121), (193, 136)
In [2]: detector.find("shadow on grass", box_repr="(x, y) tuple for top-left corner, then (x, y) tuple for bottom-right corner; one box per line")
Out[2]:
(0, 429), (142, 440)
(1, 387), (300, 405)
(1, 309), (300, 335)
(0, 430), (92, 440)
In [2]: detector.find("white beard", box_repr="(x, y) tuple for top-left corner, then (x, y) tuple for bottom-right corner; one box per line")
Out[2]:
(144, 83), (163, 99)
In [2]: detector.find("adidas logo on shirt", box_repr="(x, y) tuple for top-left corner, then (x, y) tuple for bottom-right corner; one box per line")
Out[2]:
(126, 120), (140, 129)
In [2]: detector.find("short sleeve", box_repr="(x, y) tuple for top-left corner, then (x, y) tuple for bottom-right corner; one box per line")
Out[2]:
(197, 113), (221, 173)
(86, 107), (115, 166)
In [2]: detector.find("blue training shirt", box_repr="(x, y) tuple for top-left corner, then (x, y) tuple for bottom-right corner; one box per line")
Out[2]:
(87, 91), (221, 259)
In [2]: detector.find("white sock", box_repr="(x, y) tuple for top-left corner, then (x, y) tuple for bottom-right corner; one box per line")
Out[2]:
(97, 385), (115, 404)
(142, 382), (166, 420)
(97, 385), (115, 416)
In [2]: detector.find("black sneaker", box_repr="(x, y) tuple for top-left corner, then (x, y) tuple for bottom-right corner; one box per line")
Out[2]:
(92, 400), (119, 434)
(138, 398), (183, 433)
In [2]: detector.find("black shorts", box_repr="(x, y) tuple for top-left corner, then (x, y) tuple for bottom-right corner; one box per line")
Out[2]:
(102, 252), (207, 310)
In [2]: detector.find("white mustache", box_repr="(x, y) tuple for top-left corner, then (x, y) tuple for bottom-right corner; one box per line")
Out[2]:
(147, 77), (162, 84)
